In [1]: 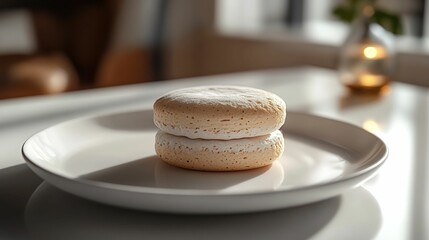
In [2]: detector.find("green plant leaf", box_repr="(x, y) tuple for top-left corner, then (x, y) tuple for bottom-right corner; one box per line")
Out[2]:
(332, 0), (403, 35)
(373, 9), (403, 35)
(333, 6), (356, 23)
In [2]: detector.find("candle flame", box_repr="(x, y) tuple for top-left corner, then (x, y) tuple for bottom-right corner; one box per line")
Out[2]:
(363, 46), (378, 59)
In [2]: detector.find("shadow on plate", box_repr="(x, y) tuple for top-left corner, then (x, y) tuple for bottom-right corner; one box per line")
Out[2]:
(94, 109), (155, 131)
(25, 183), (381, 240)
(80, 155), (284, 192)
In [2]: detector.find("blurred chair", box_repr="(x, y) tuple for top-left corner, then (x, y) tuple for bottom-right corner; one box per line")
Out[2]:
(0, 0), (165, 99)
(95, 48), (153, 87)
(0, 53), (79, 99)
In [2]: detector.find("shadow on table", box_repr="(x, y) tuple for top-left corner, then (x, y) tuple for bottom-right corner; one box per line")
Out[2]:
(25, 183), (382, 240)
(0, 164), (42, 239)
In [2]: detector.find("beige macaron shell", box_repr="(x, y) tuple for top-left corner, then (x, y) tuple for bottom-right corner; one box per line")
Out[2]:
(153, 86), (286, 140)
(155, 130), (285, 171)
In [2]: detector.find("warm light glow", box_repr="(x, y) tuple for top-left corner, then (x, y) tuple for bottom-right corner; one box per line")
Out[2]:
(363, 46), (378, 59)
(363, 119), (382, 135)
(46, 69), (68, 93)
(362, 45), (387, 60)
(359, 73), (386, 87)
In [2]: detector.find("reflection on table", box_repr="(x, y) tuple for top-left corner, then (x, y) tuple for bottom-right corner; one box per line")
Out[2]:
(25, 183), (381, 240)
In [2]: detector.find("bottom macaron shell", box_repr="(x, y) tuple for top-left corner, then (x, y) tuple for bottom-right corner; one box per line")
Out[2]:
(154, 130), (284, 171)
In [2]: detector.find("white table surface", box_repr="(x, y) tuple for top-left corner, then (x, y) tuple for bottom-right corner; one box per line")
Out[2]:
(0, 67), (427, 240)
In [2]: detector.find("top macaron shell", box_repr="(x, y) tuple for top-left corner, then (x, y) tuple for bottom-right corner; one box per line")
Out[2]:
(153, 86), (286, 140)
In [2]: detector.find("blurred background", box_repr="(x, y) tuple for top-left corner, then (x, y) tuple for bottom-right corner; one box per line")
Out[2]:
(0, 0), (426, 99)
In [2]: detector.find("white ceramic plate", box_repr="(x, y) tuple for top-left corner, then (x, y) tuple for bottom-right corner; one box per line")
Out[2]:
(22, 110), (388, 214)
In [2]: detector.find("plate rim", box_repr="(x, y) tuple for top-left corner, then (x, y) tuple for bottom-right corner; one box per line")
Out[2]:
(21, 110), (389, 198)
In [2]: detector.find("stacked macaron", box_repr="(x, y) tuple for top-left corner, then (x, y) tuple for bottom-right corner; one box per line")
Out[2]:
(153, 86), (286, 171)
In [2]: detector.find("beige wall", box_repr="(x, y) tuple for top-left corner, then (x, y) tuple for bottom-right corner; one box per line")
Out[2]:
(163, 0), (309, 80)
